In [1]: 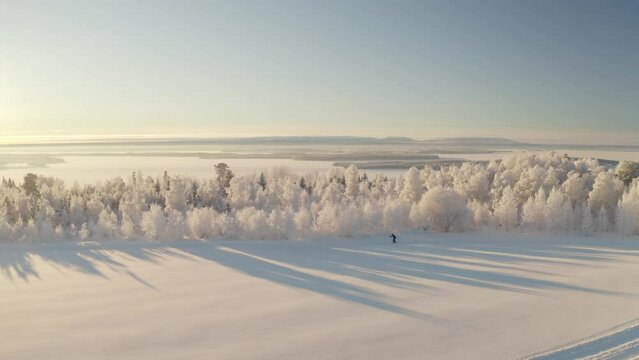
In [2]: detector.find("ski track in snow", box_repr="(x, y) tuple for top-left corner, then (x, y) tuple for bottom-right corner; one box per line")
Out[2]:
(524, 319), (639, 360)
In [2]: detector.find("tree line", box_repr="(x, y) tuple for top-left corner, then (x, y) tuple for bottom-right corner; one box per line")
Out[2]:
(2, 152), (639, 242)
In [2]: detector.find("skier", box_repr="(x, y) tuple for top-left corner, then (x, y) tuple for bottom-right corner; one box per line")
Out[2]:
(390, 233), (397, 244)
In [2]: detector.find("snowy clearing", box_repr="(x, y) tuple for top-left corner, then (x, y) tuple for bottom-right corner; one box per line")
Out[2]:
(1, 232), (639, 359)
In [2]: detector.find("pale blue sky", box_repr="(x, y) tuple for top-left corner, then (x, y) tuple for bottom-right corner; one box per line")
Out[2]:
(1, 0), (638, 144)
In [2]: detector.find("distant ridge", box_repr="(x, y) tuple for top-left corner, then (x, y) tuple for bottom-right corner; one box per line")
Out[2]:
(0, 135), (523, 147)
(0, 135), (421, 147)
(2, 135), (638, 151)
(430, 137), (525, 145)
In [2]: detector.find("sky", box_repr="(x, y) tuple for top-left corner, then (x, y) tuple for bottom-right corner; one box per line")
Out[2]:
(1, 0), (638, 144)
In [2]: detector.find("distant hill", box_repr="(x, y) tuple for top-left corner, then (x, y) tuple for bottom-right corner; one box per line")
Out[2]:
(5, 135), (637, 151)
(428, 137), (526, 146)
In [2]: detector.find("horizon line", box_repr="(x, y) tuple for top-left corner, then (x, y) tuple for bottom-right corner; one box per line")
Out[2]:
(1, 134), (639, 149)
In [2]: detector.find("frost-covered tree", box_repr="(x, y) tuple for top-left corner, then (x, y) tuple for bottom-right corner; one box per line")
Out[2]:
(410, 187), (470, 232)
(141, 204), (166, 240)
(0, 152), (629, 242)
(120, 187), (146, 238)
(545, 187), (572, 233)
(316, 203), (362, 237)
(597, 207), (611, 232)
(563, 172), (588, 207)
(400, 167), (423, 204)
(294, 206), (313, 239)
(165, 177), (188, 213)
(467, 199), (492, 227)
(267, 207), (295, 239)
(165, 210), (186, 240)
(454, 164), (490, 201)
(617, 181), (639, 236)
(588, 171), (620, 226)
(582, 203), (596, 234)
(187, 208), (222, 239)
(493, 186), (519, 231)
(514, 165), (545, 203)
(235, 207), (269, 239)
(382, 199), (411, 231)
(94, 209), (119, 239)
(616, 161), (639, 186)
(197, 179), (226, 211)
(344, 165), (360, 200)
(521, 188), (546, 231)
(228, 177), (256, 210)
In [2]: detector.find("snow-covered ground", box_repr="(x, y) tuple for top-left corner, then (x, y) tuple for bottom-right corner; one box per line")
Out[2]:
(1, 232), (638, 360)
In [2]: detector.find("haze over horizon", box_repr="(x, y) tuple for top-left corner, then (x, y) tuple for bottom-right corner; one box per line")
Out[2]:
(2, 0), (638, 144)
(2, 133), (639, 148)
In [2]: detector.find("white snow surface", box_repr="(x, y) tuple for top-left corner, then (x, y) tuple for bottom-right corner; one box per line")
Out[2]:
(1, 232), (639, 360)
(525, 318), (639, 360)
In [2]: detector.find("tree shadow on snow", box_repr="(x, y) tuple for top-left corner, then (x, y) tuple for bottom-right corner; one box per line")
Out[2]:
(0, 242), (187, 289)
(181, 243), (439, 322)
(198, 236), (635, 298)
(1, 234), (637, 319)
(174, 235), (637, 319)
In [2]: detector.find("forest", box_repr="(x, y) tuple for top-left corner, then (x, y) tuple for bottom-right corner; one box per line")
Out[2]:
(2, 152), (639, 242)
